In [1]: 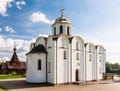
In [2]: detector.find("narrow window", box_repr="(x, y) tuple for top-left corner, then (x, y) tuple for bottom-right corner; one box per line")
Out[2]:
(64, 51), (67, 59)
(60, 25), (63, 34)
(48, 61), (51, 73)
(99, 47), (101, 54)
(99, 55), (102, 62)
(89, 54), (92, 61)
(76, 42), (80, 50)
(76, 42), (78, 50)
(38, 59), (41, 70)
(67, 26), (69, 35)
(89, 45), (91, 53)
(54, 27), (56, 35)
(99, 67), (101, 74)
(76, 52), (79, 60)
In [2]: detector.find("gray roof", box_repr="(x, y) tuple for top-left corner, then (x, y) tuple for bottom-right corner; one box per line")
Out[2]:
(27, 44), (47, 54)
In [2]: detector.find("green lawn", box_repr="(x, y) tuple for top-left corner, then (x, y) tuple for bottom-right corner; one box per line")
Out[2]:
(0, 86), (7, 91)
(0, 75), (25, 79)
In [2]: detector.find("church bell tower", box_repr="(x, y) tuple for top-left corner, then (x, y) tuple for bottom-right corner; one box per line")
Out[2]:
(52, 7), (72, 36)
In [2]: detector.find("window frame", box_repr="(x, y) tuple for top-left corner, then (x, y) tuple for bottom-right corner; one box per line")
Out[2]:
(64, 50), (67, 59)
(89, 54), (92, 61)
(38, 59), (41, 70)
(67, 26), (69, 35)
(54, 27), (56, 35)
(60, 25), (63, 34)
(76, 52), (79, 60)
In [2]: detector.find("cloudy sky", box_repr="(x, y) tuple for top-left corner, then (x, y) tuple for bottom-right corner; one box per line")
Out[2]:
(0, 0), (120, 63)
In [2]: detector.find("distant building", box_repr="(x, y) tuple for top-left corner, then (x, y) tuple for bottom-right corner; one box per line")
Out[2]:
(0, 45), (26, 75)
(26, 8), (106, 84)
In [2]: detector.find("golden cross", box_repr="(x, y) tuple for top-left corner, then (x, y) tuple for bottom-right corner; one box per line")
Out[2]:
(60, 6), (65, 17)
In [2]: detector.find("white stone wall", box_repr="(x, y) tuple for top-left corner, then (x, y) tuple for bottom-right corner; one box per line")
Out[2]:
(26, 53), (46, 83)
(85, 43), (96, 81)
(26, 36), (106, 84)
(56, 36), (70, 84)
(52, 23), (72, 35)
(96, 45), (106, 80)
(71, 36), (84, 82)
(47, 37), (56, 84)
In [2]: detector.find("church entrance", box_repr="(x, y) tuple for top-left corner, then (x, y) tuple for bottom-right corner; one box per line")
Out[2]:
(75, 69), (79, 81)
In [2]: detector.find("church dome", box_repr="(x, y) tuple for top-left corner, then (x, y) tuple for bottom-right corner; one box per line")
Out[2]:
(52, 7), (71, 25)
(52, 7), (72, 36)
(54, 17), (70, 24)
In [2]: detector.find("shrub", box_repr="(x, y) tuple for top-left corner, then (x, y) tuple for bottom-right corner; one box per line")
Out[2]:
(11, 71), (17, 76)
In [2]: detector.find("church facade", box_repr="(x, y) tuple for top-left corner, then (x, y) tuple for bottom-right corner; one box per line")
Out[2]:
(26, 9), (106, 84)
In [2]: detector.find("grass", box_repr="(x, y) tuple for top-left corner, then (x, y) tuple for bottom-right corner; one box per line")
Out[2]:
(0, 86), (7, 91)
(0, 74), (25, 80)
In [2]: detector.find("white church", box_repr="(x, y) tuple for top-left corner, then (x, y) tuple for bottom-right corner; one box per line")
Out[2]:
(26, 8), (106, 84)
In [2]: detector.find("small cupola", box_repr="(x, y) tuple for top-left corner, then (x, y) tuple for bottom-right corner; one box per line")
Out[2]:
(52, 7), (72, 36)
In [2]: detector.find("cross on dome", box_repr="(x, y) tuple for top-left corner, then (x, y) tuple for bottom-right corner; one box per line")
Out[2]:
(60, 6), (65, 17)
(13, 41), (16, 51)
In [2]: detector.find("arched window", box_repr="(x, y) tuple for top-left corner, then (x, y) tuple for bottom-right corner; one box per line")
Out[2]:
(99, 55), (102, 62)
(67, 26), (69, 35)
(76, 42), (79, 50)
(60, 25), (63, 34)
(64, 50), (67, 59)
(99, 47), (102, 54)
(75, 69), (79, 81)
(54, 27), (56, 35)
(89, 45), (92, 53)
(76, 52), (79, 60)
(89, 54), (92, 61)
(99, 67), (101, 74)
(38, 59), (41, 70)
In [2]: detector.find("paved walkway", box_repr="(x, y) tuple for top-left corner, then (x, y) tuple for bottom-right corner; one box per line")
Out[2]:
(0, 78), (120, 91)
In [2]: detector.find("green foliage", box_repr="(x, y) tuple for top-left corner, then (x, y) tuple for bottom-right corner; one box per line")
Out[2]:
(106, 62), (112, 73)
(106, 62), (120, 74)
(11, 71), (17, 76)
(0, 61), (5, 65)
(0, 86), (7, 91)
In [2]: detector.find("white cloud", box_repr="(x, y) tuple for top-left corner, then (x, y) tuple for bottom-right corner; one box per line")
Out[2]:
(0, 0), (14, 16)
(0, 56), (10, 62)
(0, 35), (35, 61)
(4, 26), (15, 33)
(0, 28), (2, 32)
(16, 1), (26, 10)
(0, 0), (26, 16)
(30, 12), (54, 24)
(38, 34), (48, 37)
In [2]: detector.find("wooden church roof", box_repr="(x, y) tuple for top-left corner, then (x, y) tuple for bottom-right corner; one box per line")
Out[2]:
(10, 47), (20, 62)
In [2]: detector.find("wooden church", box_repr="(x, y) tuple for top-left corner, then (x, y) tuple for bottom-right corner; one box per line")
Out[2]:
(0, 44), (26, 75)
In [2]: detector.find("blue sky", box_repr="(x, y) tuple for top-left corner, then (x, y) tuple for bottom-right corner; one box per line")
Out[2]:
(0, 0), (120, 63)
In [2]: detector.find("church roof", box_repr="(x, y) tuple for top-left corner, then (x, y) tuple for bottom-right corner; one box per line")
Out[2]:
(10, 47), (20, 63)
(27, 44), (47, 54)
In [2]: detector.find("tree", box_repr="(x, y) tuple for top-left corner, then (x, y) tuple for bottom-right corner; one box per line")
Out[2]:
(106, 62), (120, 73)
(106, 62), (112, 73)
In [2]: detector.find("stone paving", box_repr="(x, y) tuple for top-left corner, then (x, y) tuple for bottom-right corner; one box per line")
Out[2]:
(0, 77), (120, 91)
